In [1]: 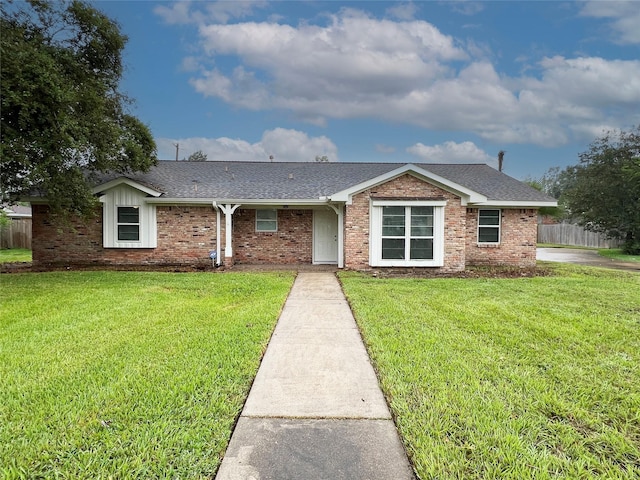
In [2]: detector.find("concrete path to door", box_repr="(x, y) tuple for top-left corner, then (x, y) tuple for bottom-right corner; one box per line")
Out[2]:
(215, 272), (415, 480)
(537, 247), (640, 272)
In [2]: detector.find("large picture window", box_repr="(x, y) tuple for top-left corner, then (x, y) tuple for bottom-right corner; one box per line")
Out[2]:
(117, 206), (140, 241)
(256, 209), (278, 232)
(371, 200), (445, 267)
(382, 206), (434, 260)
(478, 209), (500, 243)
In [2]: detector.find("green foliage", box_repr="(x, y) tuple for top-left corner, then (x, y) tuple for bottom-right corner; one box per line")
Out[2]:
(562, 126), (640, 254)
(0, 271), (294, 478)
(187, 150), (208, 162)
(0, 0), (157, 219)
(522, 178), (562, 219)
(341, 267), (640, 479)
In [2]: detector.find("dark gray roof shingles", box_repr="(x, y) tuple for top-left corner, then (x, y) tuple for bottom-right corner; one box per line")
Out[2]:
(94, 161), (555, 203)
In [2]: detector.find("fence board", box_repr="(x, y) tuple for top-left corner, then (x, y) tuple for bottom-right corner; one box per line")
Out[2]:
(0, 218), (32, 249)
(537, 223), (622, 248)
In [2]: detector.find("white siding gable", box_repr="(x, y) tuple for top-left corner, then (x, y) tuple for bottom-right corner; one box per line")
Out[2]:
(101, 185), (157, 248)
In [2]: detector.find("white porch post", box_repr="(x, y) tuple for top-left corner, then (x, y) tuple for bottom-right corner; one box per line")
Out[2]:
(215, 203), (241, 265)
(328, 204), (345, 269)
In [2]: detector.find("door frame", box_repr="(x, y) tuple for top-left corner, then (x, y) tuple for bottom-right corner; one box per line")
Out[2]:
(312, 208), (339, 264)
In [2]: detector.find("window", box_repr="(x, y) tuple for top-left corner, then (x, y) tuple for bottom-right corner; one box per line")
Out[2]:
(256, 209), (277, 232)
(478, 209), (500, 243)
(381, 206), (434, 260)
(117, 206), (140, 241)
(370, 201), (445, 267)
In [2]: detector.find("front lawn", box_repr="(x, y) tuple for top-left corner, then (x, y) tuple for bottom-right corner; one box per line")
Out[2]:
(0, 271), (294, 479)
(598, 248), (640, 263)
(340, 265), (639, 479)
(0, 248), (32, 263)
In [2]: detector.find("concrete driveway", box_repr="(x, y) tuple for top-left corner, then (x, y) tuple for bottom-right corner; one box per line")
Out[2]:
(537, 248), (640, 272)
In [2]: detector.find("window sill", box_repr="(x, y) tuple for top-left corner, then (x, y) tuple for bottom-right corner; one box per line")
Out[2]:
(476, 243), (501, 248)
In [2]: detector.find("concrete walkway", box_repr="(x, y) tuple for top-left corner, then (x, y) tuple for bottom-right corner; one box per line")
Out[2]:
(215, 272), (415, 480)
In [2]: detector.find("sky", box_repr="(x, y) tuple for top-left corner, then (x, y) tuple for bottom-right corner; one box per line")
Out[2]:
(95, 0), (640, 180)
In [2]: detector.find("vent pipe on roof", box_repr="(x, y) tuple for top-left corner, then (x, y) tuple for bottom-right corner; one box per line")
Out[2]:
(498, 150), (505, 172)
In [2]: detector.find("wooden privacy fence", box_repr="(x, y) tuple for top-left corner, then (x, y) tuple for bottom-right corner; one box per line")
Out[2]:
(537, 223), (622, 249)
(0, 218), (32, 249)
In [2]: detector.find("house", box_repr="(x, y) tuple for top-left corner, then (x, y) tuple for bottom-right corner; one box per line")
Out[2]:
(30, 161), (557, 272)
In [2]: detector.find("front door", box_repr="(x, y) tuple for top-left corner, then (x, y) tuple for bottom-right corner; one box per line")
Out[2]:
(313, 209), (338, 264)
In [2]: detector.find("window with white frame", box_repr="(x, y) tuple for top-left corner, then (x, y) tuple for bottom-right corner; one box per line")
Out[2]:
(256, 209), (277, 232)
(370, 201), (445, 267)
(117, 206), (140, 241)
(478, 209), (500, 243)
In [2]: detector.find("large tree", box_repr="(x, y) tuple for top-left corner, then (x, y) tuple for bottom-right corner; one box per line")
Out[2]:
(563, 126), (640, 254)
(1, 0), (156, 218)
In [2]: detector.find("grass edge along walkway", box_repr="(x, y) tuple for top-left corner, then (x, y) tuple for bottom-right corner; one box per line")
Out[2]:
(0, 271), (295, 479)
(340, 264), (640, 480)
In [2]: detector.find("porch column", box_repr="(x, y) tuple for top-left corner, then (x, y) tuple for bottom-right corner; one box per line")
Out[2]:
(328, 204), (345, 269)
(216, 203), (241, 265)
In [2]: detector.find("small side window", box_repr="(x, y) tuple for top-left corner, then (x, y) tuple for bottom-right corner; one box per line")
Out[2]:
(256, 209), (277, 232)
(117, 206), (140, 241)
(478, 209), (500, 243)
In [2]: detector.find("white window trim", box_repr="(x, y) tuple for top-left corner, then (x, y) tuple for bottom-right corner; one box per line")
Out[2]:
(256, 208), (278, 232)
(116, 205), (141, 243)
(102, 185), (157, 248)
(477, 208), (501, 245)
(370, 200), (446, 267)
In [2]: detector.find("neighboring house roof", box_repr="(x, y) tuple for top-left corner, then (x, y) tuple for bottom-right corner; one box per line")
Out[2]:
(1, 203), (32, 218)
(92, 161), (555, 205)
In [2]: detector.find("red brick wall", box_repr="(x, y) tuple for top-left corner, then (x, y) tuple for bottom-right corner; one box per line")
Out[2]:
(344, 174), (466, 272)
(465, 208), (538, 266)
(232, 208), (312, 264)
(32, 205), (218, 267)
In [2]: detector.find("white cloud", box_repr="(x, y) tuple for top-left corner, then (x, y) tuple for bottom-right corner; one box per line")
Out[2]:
(407, 141), (494, 165)
(386, 2), (419, 20)
(375, 144), (396, 154)
(580, 1), (640, 44)
(169, 7), (640, 147)
(157, 128), (338, 162)
(154, 0), (268, 25)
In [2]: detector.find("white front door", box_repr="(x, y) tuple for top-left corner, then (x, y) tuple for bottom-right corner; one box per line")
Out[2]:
(313, 209), (338, 264)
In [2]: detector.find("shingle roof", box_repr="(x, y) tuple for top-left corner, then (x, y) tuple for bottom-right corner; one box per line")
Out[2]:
(93, 161), (555, 203)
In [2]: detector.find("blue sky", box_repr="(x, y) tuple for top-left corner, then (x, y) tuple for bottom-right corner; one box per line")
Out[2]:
(96, 1), (640, 180)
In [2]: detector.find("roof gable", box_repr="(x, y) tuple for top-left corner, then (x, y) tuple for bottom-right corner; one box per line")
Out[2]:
(329, 163), (487, 205)
(92, 177), (163, 197)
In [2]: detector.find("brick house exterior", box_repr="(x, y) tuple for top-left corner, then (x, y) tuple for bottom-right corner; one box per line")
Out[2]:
(30, 161), (556, 271)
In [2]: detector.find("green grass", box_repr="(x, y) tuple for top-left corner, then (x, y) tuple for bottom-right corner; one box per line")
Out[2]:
(0, 248), (32, 263)
(598, 248), (640, 263)
(0, 271), (295, 479)
(340, 265), (640, 479)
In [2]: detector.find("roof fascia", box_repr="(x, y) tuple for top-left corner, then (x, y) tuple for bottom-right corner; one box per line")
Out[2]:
(92, 178), (163, 197)
(147, 198), (332, 206)
(330, 163), (487, 204)
(470, 200), (558, 208)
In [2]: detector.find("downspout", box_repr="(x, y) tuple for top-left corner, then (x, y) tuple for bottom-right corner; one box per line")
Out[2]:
(212, 201), (221, 266)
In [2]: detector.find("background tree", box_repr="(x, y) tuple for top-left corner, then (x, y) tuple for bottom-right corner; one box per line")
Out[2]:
(562, 126), (640, 254)
(0, 0), (156, 218)
(187, 150), (208, 162)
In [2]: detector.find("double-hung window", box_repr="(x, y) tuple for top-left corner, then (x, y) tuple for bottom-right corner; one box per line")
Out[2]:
(371, 200), (445, 267)
(256, 209), (278, 232)
(117, 206), (140, 241)
(478, 209), (500, 243)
